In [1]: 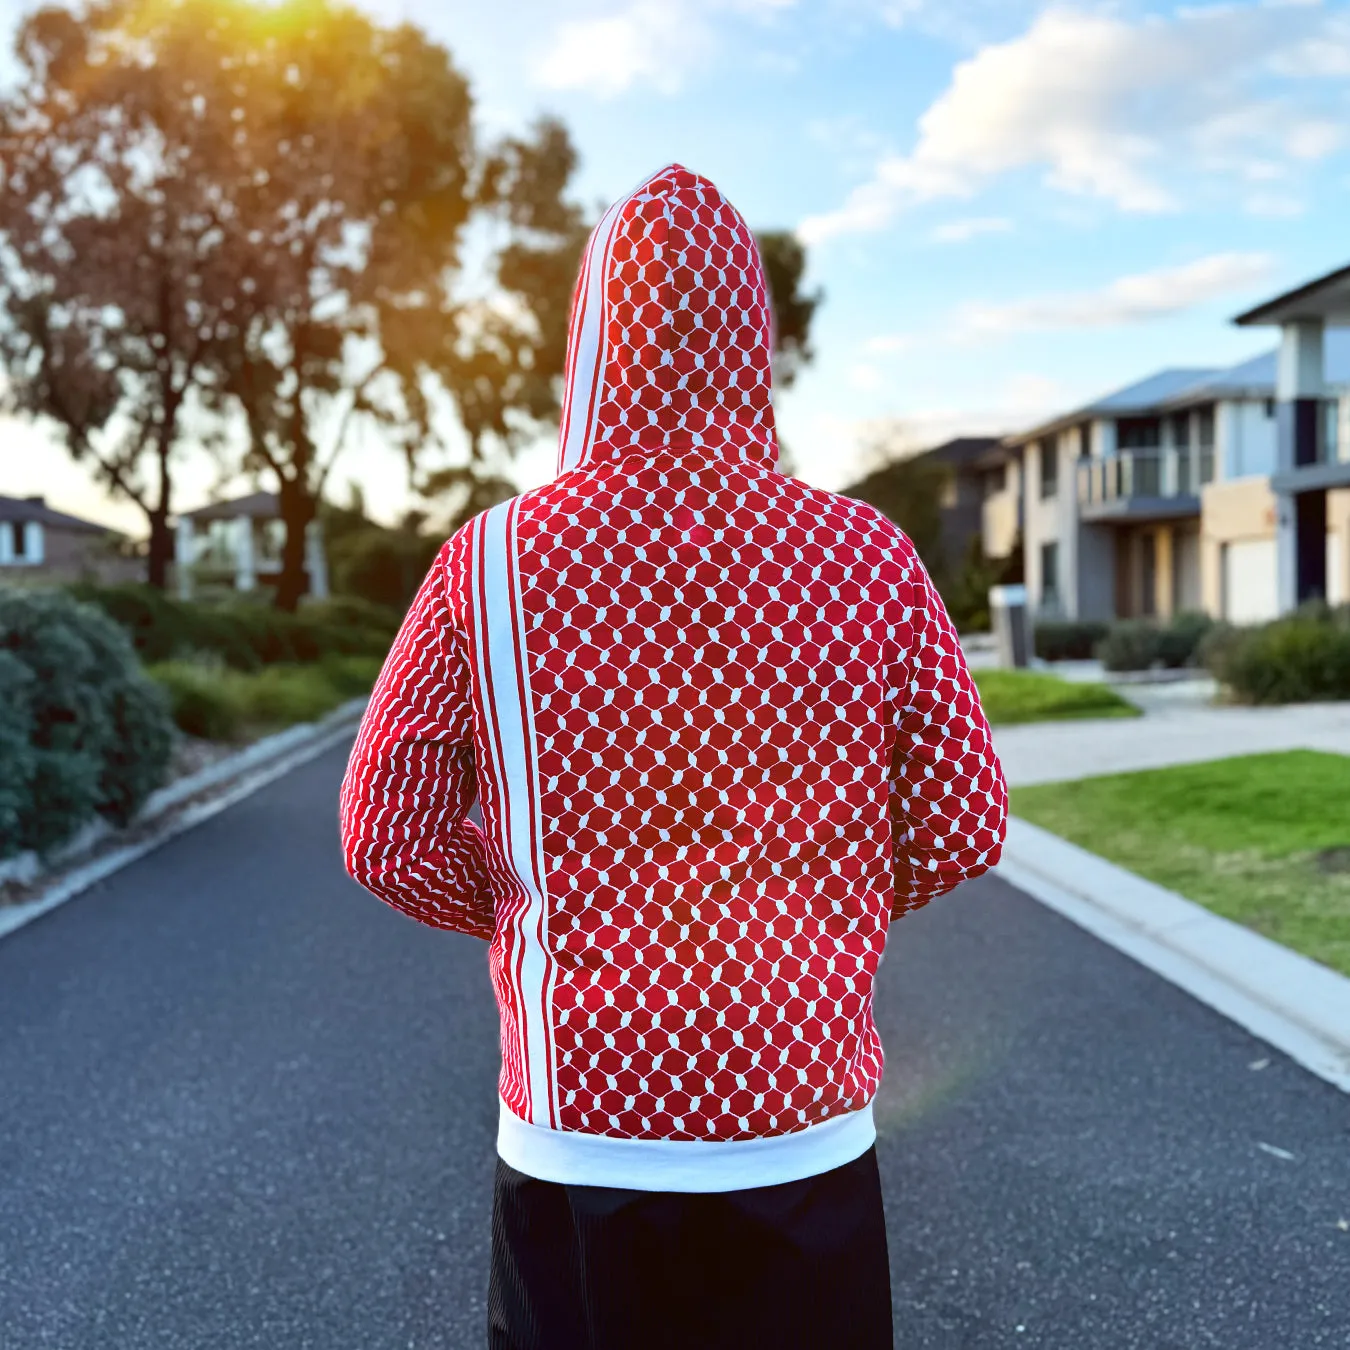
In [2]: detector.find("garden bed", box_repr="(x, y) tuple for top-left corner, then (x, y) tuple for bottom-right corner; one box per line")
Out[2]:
(1012, 750), (1350, 976)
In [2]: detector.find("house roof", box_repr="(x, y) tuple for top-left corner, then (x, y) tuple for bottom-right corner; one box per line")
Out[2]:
(918, 436), (1005, 469)
(1234, 261), (1350, 327)
(1005, 368), (1220, 445)
(181, 491), (280, 523)
(1158, 328), (1350, 407)
(0, 495), (110, 534)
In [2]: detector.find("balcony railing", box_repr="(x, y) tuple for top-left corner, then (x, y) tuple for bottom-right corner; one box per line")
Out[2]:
(1077, 448), (1211, 510)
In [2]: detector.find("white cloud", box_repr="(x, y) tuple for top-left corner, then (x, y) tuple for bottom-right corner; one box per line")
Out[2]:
(799, 3), (1348, 242)
(534, 0), (795, 97)
(929, 215), (1013, 243)
(1245, 194), (1306, 218)
(864, 333), (918, 354)
(853, 373), (1069, 464)
(848, 362), (885, 390)
(951, 252), (1274, 339)
(534, 2), (708, 96)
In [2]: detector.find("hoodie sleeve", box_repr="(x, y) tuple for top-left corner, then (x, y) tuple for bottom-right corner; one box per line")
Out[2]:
(339, 540), (494, 941)
(887, 545), (1007, 919)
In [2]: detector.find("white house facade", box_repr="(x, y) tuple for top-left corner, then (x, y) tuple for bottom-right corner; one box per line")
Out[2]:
(1007, 270), (1350, 626)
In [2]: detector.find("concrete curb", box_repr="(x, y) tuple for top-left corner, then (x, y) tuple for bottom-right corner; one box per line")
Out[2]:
(0, 699), (367, 945)
(998, 815), (1350, 1094)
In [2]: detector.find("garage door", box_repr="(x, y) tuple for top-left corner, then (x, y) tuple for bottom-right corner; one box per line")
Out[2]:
(1329, 533), (1345, 606)
(1223, 539), (1279, 624)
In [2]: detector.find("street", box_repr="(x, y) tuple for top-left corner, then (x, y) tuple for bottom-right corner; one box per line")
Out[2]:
(1, 744), (1347, 1349)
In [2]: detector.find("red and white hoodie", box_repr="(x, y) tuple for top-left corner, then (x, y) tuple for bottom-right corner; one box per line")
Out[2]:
(340, 164), (1006, 1192)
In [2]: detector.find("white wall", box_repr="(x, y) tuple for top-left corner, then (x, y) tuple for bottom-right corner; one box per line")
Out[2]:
(1024, 430), (1084, 617)
(1221, 398), (1278, 479)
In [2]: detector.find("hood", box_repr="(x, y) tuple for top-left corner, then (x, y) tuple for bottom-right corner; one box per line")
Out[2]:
(555, 164), (778, 477)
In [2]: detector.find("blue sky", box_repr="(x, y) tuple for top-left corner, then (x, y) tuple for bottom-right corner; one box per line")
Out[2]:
(4, 0), (1350, 529)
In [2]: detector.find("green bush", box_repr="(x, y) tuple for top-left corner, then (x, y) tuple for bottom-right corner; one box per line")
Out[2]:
(242, 665), (349, 726)
(0, 589), (173, 858)
(1205, 607), (1350, 704)
(147, 662), (247, 741)
(70, 583), (397, 672)
(1098, 612), (1215, 672)
(1035, 620), (1109, 662)
(329, 526), (440, 610)
(146, 654), (381, 741)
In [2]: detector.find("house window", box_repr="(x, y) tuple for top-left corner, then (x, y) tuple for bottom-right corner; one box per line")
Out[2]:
(1076, 424), (1091, 458)
(1038, 438), (1058, 499)
(1, 520), (39, 565)
(1197, 406), (1215, 448)
(1117, 416), (1161, 449)
(1040, 541), (1059, 606)
(1264, 397), (1276, 418)
(984, 465), (1006, 498)
(1170, 413), (1190, 448)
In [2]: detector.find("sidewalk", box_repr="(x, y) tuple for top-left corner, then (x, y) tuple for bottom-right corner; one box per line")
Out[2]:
(996, 699), (1350, 786)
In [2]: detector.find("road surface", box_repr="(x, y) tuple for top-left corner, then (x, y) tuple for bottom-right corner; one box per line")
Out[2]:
(1, 745), (1347, 1348)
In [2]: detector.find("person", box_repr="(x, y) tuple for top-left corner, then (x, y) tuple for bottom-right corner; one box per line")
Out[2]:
(339, 163), (1007, 1350)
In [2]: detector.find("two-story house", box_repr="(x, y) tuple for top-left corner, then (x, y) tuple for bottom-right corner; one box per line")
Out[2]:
(1009, 264), (1350, 624)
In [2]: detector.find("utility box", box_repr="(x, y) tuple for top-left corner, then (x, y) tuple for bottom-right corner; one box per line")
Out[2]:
(989, 584), (1031, 668)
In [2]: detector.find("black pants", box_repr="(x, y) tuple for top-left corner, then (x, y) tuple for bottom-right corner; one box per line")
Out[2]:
(488, 1147), (893, 1350)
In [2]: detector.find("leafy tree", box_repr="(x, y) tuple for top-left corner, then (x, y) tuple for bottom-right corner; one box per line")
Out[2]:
(1, 0), (587, 609)
(842, 445), (948, 577)
(755, 230), (822, 390)
(0, 1), (248, 587)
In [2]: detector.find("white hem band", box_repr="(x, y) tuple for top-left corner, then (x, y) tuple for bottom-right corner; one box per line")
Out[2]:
(496, 1099), (876, 1193)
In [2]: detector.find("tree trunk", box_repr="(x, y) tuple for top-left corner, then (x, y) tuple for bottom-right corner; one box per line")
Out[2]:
(145, 507), (172, 589)
(145, 439), (174, 589)
(275, 482), (315, 612)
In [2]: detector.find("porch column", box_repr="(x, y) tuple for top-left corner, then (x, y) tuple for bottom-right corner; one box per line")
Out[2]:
(234, 515), (256, 592)
(175, 517), (195, 600)
(304, 520), (329, 601)
(1275, 319), (1325, 611)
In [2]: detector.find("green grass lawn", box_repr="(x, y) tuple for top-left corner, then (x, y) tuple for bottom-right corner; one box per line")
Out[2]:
(973, 668), (1140, 727)
(1012, 749), (1350, 976)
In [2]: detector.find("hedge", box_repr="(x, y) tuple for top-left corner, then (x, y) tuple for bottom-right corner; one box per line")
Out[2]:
(1034, 620), (1109, 662)
(68, 584), (399, 671)
(1098, 612), (1215, 673)
(0, 589), (174, 859)
(147, 654), (383, 742)
(1204, 606), (1350, 704)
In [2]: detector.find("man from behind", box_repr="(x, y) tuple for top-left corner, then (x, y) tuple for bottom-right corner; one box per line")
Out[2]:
(341, 163), (1007, 1350)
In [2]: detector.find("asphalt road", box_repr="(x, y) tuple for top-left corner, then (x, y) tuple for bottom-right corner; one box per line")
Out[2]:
(1, 744), (1347, 1349)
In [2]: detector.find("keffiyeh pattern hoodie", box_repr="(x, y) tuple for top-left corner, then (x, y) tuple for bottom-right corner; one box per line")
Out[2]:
(340, 164), (1007, 1191)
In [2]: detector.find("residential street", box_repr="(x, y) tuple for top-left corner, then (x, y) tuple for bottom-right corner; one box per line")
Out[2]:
(1, 745), (1347, 1350)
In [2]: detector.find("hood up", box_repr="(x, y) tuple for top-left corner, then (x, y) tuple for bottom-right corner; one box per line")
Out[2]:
(555, 164), (778, 477)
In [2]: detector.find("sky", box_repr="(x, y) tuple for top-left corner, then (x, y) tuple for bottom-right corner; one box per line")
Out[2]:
(4, 0), (1350, 533)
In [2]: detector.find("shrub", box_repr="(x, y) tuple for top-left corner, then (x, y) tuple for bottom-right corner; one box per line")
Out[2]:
(1206, 609), (1350, 704)
(1035, 620), (1109, 662)
(329, 526), (440, 610)
(1098, 612), (1215, 672)
(147, 661), (247, 741)
(146, 655), (380, 741)
(0, 589), (173, 858)
(70, 583), (397, 672)
(241, 664), (348, 726)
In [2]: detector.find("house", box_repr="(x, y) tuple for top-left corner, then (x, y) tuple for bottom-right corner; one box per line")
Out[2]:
(175, 492), (329, 600)
(1233, 264), (1350, 614)
(1008, 268), (1350, 624)
(0, 495), (139, 585)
